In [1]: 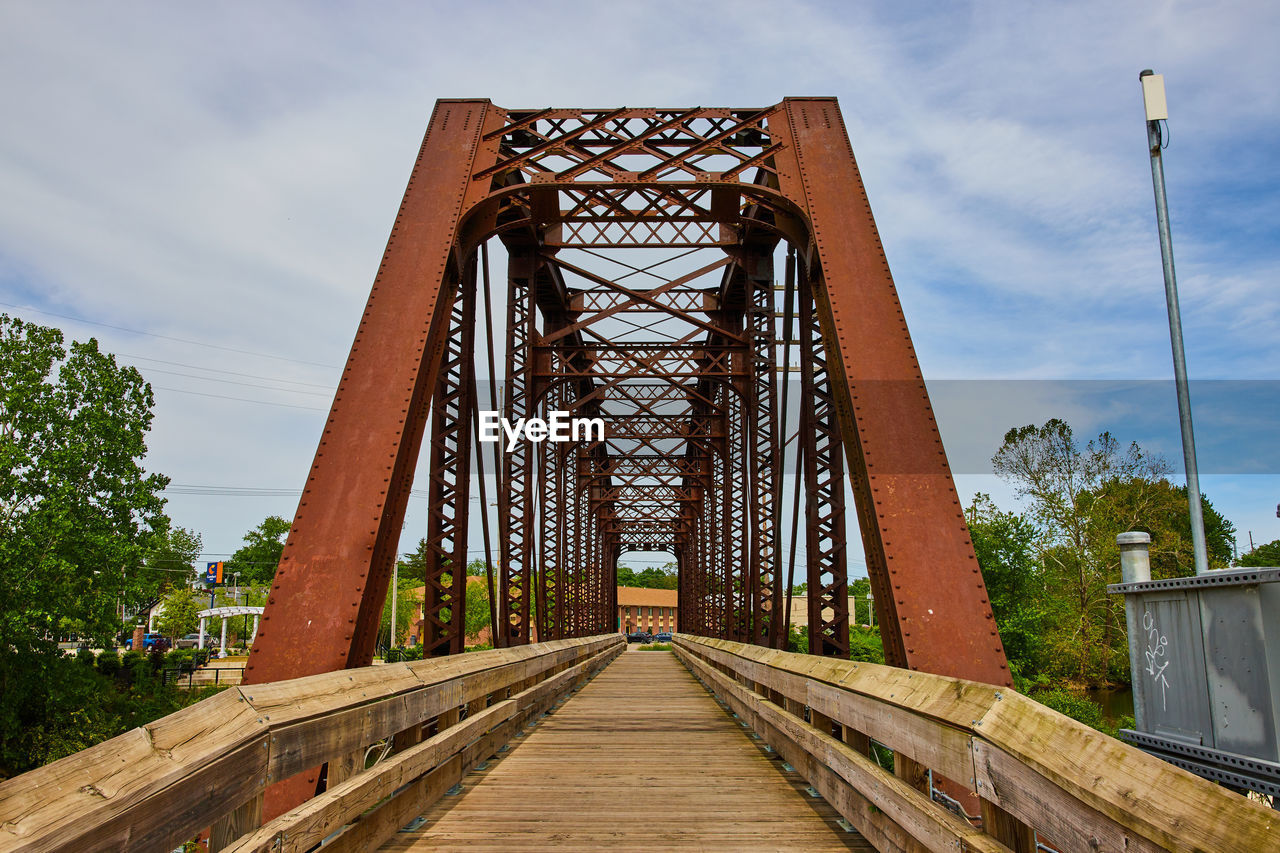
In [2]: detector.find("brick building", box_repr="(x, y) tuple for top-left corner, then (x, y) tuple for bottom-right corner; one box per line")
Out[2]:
(617, 586), (678, 634)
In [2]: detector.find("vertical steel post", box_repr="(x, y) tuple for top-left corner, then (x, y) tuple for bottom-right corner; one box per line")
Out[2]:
(499, 245), (536, 645)
(799, 264), (850, 657)
(1141, 70), (1210, 576)
(421, 254), (478, 657)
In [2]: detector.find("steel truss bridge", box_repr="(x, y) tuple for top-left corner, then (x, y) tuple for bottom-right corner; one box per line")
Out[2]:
(0, 100), (1274, 852)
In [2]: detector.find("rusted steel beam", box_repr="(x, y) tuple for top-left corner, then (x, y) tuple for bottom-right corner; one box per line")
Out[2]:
(244, 99), (502, 818)
(775, 97), (1011, 686)
(247, 99), (498, 678)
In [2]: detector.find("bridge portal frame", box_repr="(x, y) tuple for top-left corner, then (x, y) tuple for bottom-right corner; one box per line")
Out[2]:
(243, 98), (1011, 814)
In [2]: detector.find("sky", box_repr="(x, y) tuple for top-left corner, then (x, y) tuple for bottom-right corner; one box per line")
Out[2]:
(1, 1), (1277, 575)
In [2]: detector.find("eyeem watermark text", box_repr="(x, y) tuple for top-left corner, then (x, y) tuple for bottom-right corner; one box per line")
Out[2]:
(478, 411), (605, 452)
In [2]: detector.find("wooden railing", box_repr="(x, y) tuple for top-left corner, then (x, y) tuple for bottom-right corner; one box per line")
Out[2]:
(0, 635), (623, 853)
(674, 635), (1278, 853)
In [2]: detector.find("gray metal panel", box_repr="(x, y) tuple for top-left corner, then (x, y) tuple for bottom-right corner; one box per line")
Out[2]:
(1136, 591), (1213, 747)
(1109, 566), (1280, 595)
(1200, 586), (1278, 760)
(1261, 583), (1280, 758)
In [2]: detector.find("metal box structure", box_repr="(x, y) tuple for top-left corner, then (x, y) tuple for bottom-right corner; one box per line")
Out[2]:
(1110, 566), (1280, 796)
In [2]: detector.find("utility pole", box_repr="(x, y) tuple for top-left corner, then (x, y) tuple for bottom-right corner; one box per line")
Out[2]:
(1140, 69), (1210, 576)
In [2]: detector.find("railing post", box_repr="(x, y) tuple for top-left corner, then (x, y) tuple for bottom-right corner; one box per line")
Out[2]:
(893, 753), (929, 795)
(209, 793), (263, 852)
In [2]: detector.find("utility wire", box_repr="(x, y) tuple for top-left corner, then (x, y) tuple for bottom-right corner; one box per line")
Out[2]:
(153, 386), (327, 412)
(142, 367), (331, 397)
(121, 353), (335, 389)
(0, 300), (340, 369)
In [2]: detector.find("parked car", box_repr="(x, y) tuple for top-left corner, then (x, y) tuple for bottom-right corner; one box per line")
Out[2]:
(175, 633), (219, 649)
(626, 631), (652, 643)
(124, 633), (171, 651)
(652, 632), (673, 643)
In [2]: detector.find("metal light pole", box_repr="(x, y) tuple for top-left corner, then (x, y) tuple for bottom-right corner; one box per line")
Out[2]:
(1140, 69), (1210, 576)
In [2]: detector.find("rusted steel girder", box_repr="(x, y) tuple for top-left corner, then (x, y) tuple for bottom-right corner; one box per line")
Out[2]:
(243, 99), (504, 818)
(772, 99), (1010, 685)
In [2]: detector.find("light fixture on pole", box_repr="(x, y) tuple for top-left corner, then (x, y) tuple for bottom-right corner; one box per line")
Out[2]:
(1140, 69), (1210, 576)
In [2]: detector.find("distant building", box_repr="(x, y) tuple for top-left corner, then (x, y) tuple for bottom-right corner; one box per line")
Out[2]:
(788, 595), (874, 629)
(618, 586), (677, 633)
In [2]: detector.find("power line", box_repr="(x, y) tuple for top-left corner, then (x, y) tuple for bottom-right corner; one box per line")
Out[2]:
(0, 300), (340, 369)
(153, 386), (328, 412)
(165, 483), (429, 498)
(120, 353), (335, 388)
(142, 367), (332, 397)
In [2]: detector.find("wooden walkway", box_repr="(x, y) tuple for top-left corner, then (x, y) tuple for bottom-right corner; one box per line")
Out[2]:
(381, 648), (870, 852)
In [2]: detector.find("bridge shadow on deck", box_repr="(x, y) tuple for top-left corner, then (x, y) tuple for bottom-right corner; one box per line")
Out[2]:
(382, 649), (870, 852)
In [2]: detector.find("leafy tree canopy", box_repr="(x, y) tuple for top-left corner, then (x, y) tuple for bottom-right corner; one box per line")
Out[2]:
(0, 315), (180, 777)
(0, 315), (171, 653)
(989, 418), (1237, 687)
(225, 515), (291, 586)
(1239, 539), (1280, 567)
(616, 565), (677, 589)
(156, 586), (200, 639)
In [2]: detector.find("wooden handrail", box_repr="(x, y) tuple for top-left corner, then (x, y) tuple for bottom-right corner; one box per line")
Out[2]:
(673, 635), (1278, 853)
(0, 635), (623, 853)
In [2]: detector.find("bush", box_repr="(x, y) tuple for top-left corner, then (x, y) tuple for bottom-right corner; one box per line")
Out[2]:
(386, 646), (425, 662)
(75, 647), (96, 667)
(96, 651), (121, 678)
(0, 653), (123, 774)
(638, 643), (672, 651)
(848, 627), (884, 664)
(1031, 688), (1104, 731)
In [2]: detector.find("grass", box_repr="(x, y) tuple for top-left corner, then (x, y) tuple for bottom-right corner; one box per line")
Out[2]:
(637, 643), (672, 651)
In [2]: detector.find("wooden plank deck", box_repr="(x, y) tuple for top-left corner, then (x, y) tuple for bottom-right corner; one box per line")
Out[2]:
(381, 647), (871, 852)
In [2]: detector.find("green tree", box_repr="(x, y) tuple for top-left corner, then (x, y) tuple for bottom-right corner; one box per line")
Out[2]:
(155, 587), (200, 640)
(966, 493), (1051, 689)
(992, 419), (1171, 685)
(380, 572), (418, 648)
(465, 578), (492, 642)
(848, 577), (873, 625)
(225, 515), (291, 585)
(1238, 539), (1280, 567)
(0, 315), (173, 775)
(125, 525), (203, 627)
(0, 316), (171, 651)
